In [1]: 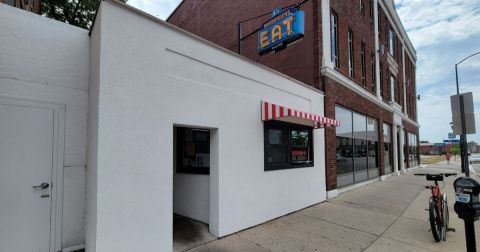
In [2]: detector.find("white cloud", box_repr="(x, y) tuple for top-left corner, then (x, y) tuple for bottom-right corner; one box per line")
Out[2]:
(128, 0), (182, 20)
(126, 0), (480, 143)
(397, 0), (480, 48)
(397, 0), (480, 143)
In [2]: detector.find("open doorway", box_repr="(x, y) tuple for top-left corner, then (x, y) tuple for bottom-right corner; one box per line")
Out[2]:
(173, 126), (215, 251)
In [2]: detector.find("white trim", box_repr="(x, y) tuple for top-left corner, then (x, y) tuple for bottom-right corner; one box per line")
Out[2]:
(326, 189), (338, 199)
(380, 173), (393, 181)
(322, 66), (392, 112)
(373, 0), (381, 98)
(337, 177), (380, 195)
(322, 66), (420, 128)
(321, 0), (333, 68)
(402, 47), (407, 115)
(0, 95), (65, 252)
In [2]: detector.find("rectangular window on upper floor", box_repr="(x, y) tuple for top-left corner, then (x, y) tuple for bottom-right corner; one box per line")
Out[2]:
(369, 0), (374, 23)
(388, 27), (396, 57)
(371, 53), (376, 92)
(361, 42), (366, 86)
(360, 0), (365, 16)
(348, 29), (354, 78)
(379, 62), (384, 98)
(330, 10), (339, 68)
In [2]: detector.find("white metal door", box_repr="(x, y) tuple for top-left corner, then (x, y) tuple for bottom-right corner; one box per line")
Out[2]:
(0, 103), (54, 252)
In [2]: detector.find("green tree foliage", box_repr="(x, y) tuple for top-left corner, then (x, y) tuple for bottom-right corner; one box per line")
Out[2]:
(40, 0), (127, 29)
(451, 144), (460, 156)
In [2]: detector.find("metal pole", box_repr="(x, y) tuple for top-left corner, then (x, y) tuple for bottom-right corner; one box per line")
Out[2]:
(455, 64), (466, 174)
(460, 95), (469, 177)
(464, 220), (476, 252)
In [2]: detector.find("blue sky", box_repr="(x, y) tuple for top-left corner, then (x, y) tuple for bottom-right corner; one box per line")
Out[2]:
(128, 0), (480, 144)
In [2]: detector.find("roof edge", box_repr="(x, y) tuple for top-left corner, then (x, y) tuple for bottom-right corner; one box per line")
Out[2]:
(93, 0), (325, 96)
(165, 0), (185, 22)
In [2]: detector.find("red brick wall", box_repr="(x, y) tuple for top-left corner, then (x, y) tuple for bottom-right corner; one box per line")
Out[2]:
(324, 76), (393, 190)
(169, 0), (419, 190)
(330, 0), (377, 95)
(404, 56), (417, 120)
(168, 0), (322, 88)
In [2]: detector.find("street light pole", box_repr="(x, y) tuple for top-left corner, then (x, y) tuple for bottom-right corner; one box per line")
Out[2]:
(455, 51), (480, 177)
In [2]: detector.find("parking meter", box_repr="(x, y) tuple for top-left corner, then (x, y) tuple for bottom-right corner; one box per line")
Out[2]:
(454, 177), (480, 252)
(454, 177), (480, 220)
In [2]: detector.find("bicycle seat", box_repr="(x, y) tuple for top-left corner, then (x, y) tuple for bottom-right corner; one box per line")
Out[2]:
(426, 174), (443, 182)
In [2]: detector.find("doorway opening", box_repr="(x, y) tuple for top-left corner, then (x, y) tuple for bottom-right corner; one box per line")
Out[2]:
(173, 126), (215, 251)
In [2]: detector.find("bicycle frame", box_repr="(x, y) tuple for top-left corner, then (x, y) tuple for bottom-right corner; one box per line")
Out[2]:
(430, 181), (444, 224)
(415, 172), (456, 242)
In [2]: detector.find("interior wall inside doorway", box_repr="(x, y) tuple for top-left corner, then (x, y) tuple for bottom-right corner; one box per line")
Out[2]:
(173, 127), (210, 224)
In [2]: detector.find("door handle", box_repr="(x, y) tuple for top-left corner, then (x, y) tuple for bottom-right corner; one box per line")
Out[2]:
(33, 182), (49, 189)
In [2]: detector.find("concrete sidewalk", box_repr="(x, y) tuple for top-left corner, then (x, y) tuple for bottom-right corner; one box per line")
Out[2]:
(184, 162), (480, 251)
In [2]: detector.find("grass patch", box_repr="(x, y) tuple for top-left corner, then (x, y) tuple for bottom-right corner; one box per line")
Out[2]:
(421, 155), (445, 164)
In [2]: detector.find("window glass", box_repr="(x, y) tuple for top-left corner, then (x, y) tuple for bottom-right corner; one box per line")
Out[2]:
(348, 30), (354, 77)
(291, 130), (311, 163)
(366, 117), (378, 141)
(330, 10), (339, 67)
(176, 127), (210, 174)
(336, 137), (353, 174)
(335, 106), (352, 137)
(264, 121), (313, 170)
(266, 128), (288, 164)
(383, 123), (391, 143)
(368, 140), (378, 169)
(353, 113), (367, 139)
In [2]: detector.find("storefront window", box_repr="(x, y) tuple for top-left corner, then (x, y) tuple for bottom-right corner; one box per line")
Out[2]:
(176, 127), (210, 174)
(335, 105), (379, 187)
(335, 106), (352, 137)
(383, 123), (393, 174)
(264, 121), (313, 171)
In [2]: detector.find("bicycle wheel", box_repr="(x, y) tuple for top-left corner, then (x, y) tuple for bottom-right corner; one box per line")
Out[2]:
(443, 196), (449, 241)
(429, 198), (442, 242)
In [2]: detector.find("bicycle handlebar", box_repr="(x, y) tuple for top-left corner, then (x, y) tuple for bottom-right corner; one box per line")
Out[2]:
(414, 173), (457, 177)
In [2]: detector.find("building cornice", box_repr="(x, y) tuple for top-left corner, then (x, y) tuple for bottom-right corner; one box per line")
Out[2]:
(378, 0), (416, 62)
(321, 66), (420, 127)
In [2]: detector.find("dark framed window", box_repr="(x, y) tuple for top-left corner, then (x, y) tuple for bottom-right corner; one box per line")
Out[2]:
(388, 27), (396, 57)
(383, 123), (393, 174)
(264, 121), (314, 171)
(379, 62), (384, 97)
(361, 42), (366, 86)
(360, 0), (365, 16)
(336, 106), (379, 187)
(330, 10), (339, 68)
(371, 53), (376, 92)
(348, 29), (354, 77)
(176, 127), (210, 174)
(369, 0), (374, 23)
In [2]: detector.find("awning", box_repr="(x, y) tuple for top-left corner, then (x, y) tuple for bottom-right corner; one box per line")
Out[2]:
(261, 101), (340, 128)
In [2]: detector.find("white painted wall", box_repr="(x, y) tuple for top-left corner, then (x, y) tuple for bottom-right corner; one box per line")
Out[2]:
(88, 1), (327, 251)
(173, 174), (210, 223)
(173, 127), (210, 223)
(0, 4), (89, 249)
(86, 5), (102, 252)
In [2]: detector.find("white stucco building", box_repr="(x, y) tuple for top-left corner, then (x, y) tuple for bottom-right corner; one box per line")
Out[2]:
(0, 1), (341, 251)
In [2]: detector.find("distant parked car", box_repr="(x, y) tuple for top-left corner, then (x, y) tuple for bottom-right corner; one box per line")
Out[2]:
(336, 153), (346, 162)
(469, 154), (480, 164)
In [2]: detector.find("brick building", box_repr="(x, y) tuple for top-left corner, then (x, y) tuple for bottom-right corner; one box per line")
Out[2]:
(169, 0), (419, 194)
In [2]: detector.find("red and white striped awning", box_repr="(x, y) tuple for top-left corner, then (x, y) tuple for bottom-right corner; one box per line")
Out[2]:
(261, 101), (340, 128)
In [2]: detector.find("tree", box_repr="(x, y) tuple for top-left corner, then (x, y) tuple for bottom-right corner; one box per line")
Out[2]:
(451, 144), (460, 160)
(40, 0), (127, 29)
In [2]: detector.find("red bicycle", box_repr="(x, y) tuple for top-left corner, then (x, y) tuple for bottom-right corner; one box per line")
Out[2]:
(415, 173), (457, 241)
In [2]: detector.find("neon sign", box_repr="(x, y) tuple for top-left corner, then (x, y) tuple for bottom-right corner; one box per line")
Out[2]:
(258, 7), (305, 55)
